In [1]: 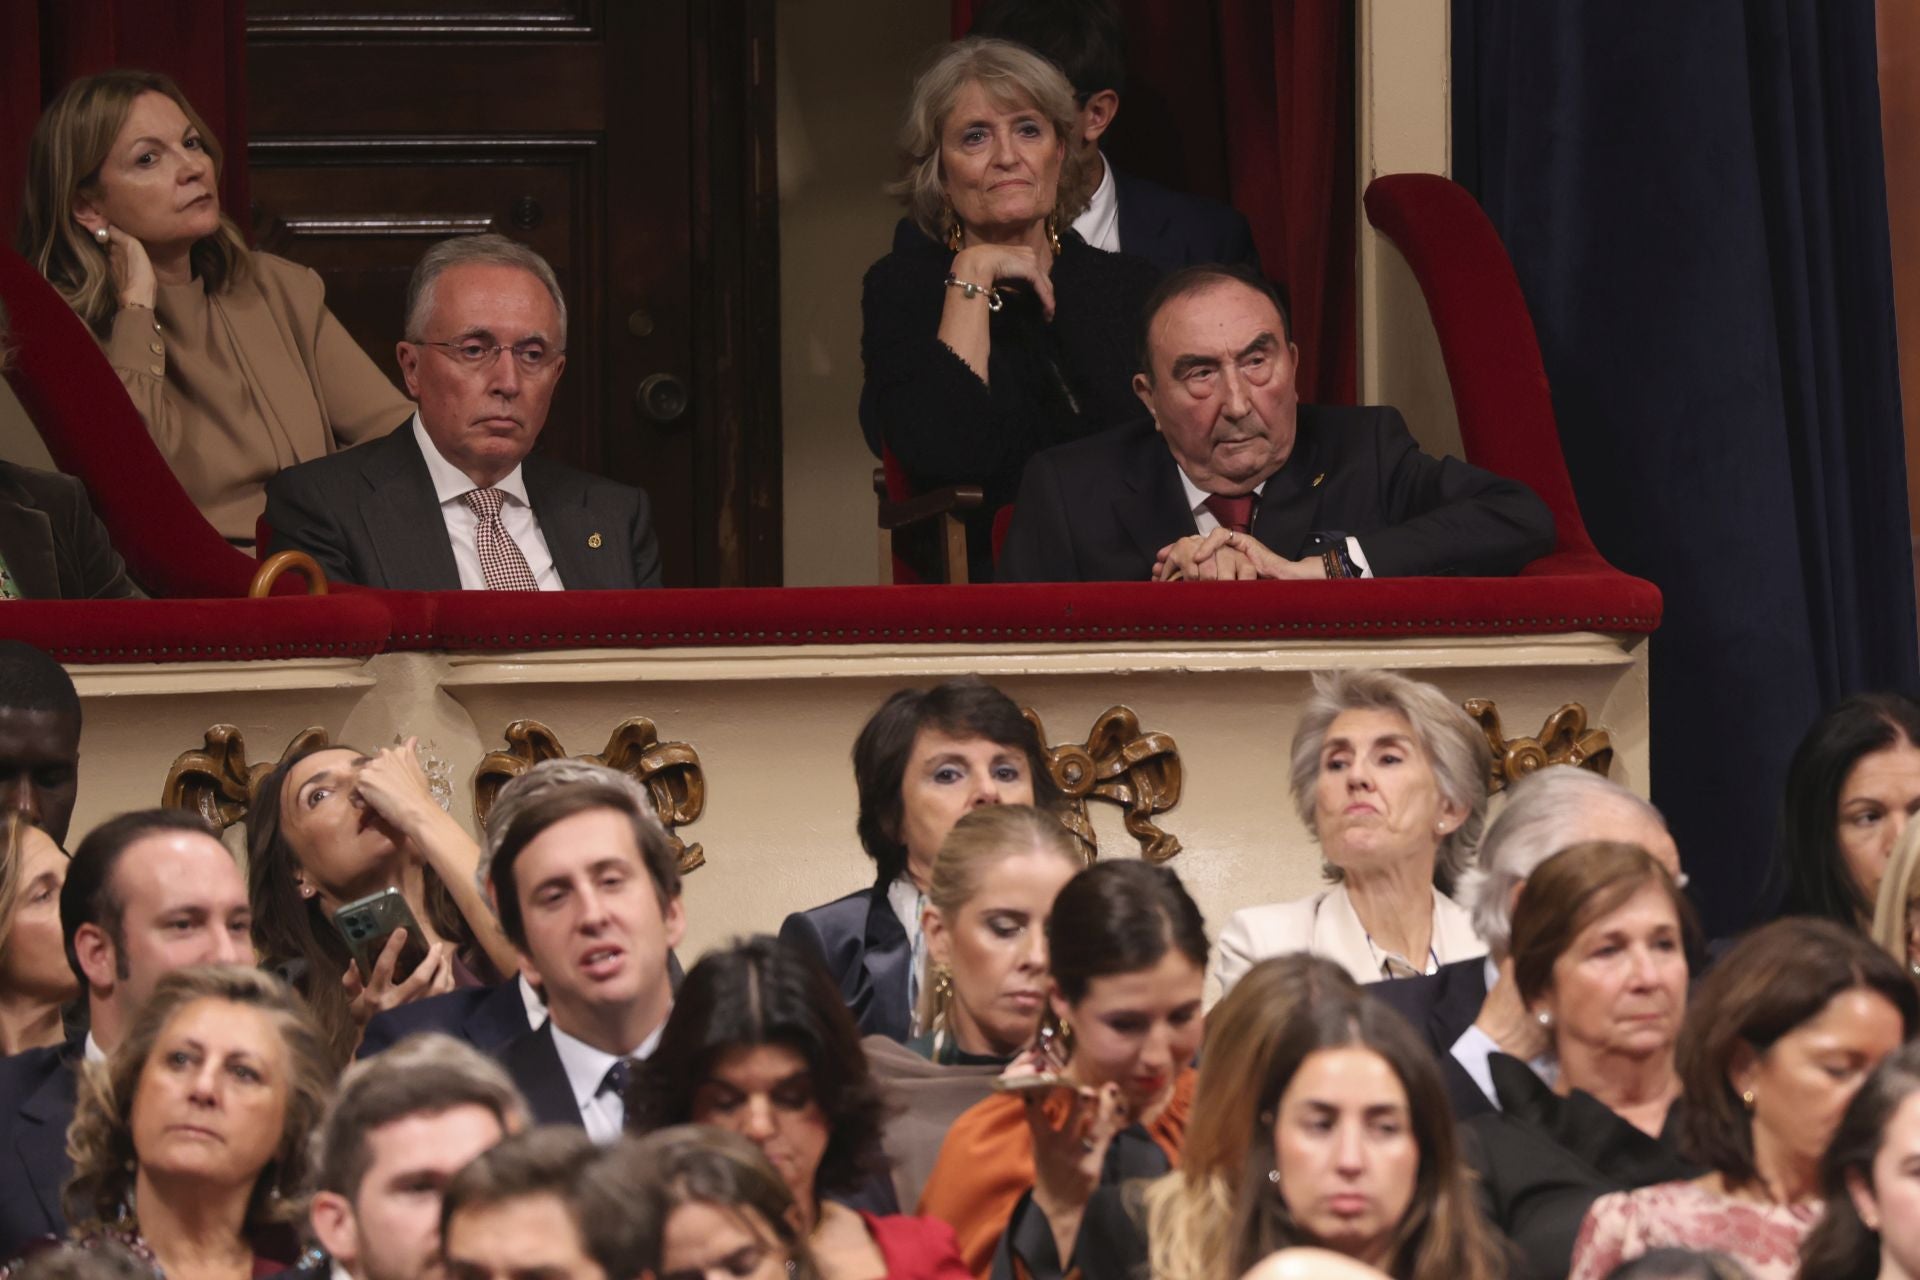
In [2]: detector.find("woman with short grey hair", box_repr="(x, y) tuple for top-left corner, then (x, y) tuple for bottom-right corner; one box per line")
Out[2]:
(859, 36), (1161, 581)
(1210, 669), (1492, 996)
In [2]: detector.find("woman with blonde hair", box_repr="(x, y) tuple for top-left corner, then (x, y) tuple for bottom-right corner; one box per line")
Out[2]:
(859, 37), (1160, 580)
(1075, 954), (1501, 1280)
(58, 964), (333, 1276)
(1868, 814), (1920, 976)
(0, 816), (77, 1054)
(18, 70), (409, 545)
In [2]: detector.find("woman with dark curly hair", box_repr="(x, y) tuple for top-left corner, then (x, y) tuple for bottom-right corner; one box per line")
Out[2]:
(629, 936), (969, 1280)
(51, 965), (332, 1277)
(247, 739), (515, 1064)
(780, 677), (1065, 1042)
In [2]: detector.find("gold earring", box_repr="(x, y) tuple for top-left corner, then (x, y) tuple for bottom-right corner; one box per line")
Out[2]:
(1045, 211), (1061, 256)
(931, 964), (954, 1008)
(1741, 1089), (1756, 1110)
(944, 203), (963, 252)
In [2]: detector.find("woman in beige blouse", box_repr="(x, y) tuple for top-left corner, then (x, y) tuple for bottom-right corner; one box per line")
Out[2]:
(19, 70), (411, 546)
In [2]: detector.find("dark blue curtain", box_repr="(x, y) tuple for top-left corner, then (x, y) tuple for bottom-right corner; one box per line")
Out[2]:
(1453, 1), (1916, 936)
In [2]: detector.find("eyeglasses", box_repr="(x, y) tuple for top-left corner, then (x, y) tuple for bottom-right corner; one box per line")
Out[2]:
(416, 339), (564, 373)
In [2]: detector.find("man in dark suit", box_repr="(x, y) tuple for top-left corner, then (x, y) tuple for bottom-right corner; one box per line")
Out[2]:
(0, 461), (139, 600)
(481, 764), (684, 1137)
(969, 0), (1260, 273)
(997, 263), (1556, 582)
(1369, 766), (1683, 1118)
(0, 809), (251, 1257)
(263, 234), (661, 591)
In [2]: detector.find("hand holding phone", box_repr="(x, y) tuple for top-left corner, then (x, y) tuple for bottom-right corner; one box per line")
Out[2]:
(332, 888), (431, 982)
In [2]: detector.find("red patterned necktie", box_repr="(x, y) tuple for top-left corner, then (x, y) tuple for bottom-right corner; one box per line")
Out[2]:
(460, 487), (540, 591)
(1202, 492), (1255, 534)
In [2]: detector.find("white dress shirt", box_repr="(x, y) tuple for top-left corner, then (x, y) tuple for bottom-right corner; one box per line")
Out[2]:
(410, 414), (563, 591)
(517, 971), (548, 1029)
(1449, 956), (1560, 1106)
(1176, 467), (1375, 577)
(887, 873), (927, 1029)
(83, 1033), (105, 1064)
(1072, 153), (1121, 253)
(548, 1016), (666, 1143)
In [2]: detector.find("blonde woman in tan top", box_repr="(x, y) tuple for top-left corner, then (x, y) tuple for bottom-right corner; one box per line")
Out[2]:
(19, 70), (411, 545)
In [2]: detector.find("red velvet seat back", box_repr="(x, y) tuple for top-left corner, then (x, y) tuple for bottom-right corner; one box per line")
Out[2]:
(1362, 174), (1598, 564)
(0, 247), (263, 596)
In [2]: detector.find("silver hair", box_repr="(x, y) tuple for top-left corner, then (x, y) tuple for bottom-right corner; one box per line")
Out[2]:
(1287, 669), (1491, 895)
(403, 233), (568, 344)
(887, 37), (1093, 244)
(1460, 765), (1668, 956)
(477, 757), (655, 894)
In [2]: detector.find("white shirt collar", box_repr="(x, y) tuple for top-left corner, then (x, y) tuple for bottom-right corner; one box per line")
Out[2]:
(518, 971), (548, 1030)
(1176, 466), (1265, 517)
(548, 1015), (666, 1110)
(1071, 152), (1121, 253)
(411, 412), (531, 508)
(886, 873), (924, 941)
(83, 1032), (106, 1064)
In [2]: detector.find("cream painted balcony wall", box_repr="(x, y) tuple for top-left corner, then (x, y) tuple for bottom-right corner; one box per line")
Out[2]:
(66, 633), (1649, 962)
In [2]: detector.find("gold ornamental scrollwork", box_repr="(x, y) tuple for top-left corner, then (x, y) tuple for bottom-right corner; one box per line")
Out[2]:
(1464, 699), (1613, 792)
(162, 725), (332, 831)
(473, 718), (707, 874)
(1024, 705), (1183, 863)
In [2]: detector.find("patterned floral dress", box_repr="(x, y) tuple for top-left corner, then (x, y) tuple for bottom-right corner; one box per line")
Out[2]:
(1568, 1179), (1820, 1280)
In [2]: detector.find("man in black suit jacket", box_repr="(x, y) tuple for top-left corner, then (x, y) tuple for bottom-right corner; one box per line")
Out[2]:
(0, 462), (140, 600)
(997, 264), (1555, 582)
(263, 235), (661, 591)
(0, 810), (251, 1258)
(481, 764), (685, 1137)
(1368, 766), (1683, 1118)
(969, 0), (1260, 274)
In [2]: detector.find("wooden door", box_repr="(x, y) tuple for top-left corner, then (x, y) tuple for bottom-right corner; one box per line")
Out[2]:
(244, 0), (781, 586)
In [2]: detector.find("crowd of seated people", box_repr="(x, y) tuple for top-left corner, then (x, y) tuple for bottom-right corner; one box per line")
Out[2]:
(2, 630), (1920, 1278)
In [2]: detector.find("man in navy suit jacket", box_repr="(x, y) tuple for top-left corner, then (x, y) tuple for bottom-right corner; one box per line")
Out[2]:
(970, 0), (1261, 274)
(0, 810), (251, 1258)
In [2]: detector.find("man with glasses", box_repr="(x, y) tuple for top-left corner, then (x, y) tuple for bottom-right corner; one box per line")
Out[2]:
(263, 234), (661, 590)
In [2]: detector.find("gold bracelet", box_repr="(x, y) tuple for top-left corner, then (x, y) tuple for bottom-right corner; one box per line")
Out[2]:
(944, 274), (1003, 312)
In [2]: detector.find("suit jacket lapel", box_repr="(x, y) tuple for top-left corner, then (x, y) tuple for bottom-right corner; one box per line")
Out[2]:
(504, 1023), (581, 1128)
(1115, 432), (1200, 571)
(0, 480), (62, 600)
(861, 884), (913, 1042)
(1251, 410), (1327, 558)
(469, 978), (536, 1047)
(361, 431), (461, 591)
(526, 458), (616, 589)
(16, 1055), (76, 1231)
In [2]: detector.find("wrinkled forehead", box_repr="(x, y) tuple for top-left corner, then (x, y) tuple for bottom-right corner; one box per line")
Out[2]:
(941, 75), (1045, 130)
(424, 263), (564, 339)
(1148, 280), (1287, 363)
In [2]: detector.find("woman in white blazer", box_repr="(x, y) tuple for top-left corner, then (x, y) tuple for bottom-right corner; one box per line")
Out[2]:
(1211, 669), (1492, 997)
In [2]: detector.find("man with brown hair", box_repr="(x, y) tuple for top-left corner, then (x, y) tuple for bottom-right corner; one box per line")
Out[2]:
(440, 1129), (607, 1280)
(309, 1033), (529, 1280)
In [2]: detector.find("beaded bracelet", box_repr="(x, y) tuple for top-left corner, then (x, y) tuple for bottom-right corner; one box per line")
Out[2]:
(944, 274), (1004, 312)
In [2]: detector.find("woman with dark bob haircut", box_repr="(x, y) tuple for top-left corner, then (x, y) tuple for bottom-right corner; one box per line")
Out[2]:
(1772, 691), (1920, 928)
(780, 677), (1065, 1041)
(1797, 1040), (1920, 1279)
(627, 936), (969, 1279)
(1569, 918), (1918, 1280)
(920, 859), (1209, 1276)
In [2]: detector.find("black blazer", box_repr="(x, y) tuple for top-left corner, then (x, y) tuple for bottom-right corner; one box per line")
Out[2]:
(358, 978), (534, 1059)
(0, 461), (140, 600)
(1465, 1054), (1701, 1280)
(0, 1044), (78, 1259)
(778, 880), (913, 1043)
(262, 422), (663, 591)
(996, 405), (1556, 582)
(497, 1022), (583, 1130)
(1112, 166), (1261, 275)
(1367, 955), (1495, 1118)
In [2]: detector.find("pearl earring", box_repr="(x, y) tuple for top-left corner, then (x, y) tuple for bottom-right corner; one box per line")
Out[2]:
(1535, 1010), (1553, 1029)
(93, 227), (109, 245)
(1741, 1089), (1755, 1110)
(1267, 1169), (1280, 1186)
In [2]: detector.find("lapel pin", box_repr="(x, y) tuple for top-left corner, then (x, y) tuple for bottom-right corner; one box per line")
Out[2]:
(1311, 472), (1326, 488)
(587, 533), (603, 549)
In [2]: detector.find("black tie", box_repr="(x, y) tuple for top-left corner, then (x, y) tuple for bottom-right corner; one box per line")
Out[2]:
(598, 1058), (636, 1100)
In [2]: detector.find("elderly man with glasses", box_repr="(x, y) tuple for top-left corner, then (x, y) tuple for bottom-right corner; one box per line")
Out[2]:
(264, 233), (661, 591)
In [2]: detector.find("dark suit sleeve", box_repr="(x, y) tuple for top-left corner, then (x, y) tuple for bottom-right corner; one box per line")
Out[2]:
(263, 467), (365, 587)
(1353, 408), (1556, 577)
(42, 473), (141, 599)
(629, 485), (663, 588)
(993, 450), (1078, 582)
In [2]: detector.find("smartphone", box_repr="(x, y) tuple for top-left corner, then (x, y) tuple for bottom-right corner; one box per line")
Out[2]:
(332, 888), (430, 982)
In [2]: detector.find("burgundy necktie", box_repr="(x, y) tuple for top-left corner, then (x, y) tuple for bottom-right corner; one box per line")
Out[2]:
(460, 488), (540, 591)
(1202, 492), (1255, 534)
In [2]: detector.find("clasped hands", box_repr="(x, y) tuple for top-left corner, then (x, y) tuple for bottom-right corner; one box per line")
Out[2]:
(1152, 528), (1328, 581)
